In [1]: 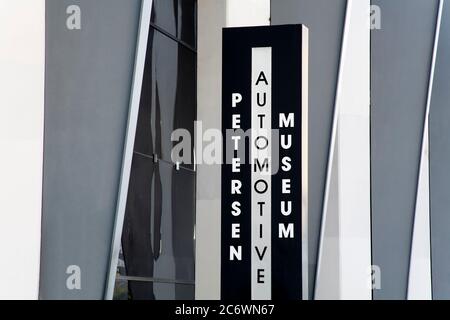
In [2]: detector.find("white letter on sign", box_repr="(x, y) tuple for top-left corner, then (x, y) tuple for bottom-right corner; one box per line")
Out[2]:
(232, 93), (242, 107)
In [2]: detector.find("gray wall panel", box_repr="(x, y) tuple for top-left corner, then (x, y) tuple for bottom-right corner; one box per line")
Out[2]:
(41, 0), (141, 299)
(271, 0), (347, 298)
(371, 0), (438, 300)
(430, 1), (450, 300)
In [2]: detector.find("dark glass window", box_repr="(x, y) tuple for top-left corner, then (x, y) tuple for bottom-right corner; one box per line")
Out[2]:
(151, 0), (197, 49)
(134, 29), (196, 170)
(117, 155), (195, 300)
(177, 0), (197, 48)
(114, 1), (197, 301)
(151, 0), (177, 37)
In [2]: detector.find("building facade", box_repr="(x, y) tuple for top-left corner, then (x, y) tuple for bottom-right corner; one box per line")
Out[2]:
(0, 0), (449, 300)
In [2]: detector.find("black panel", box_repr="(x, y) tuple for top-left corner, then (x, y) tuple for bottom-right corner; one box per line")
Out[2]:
(221, 27), (253, 300)
(221, 25), (305, 300)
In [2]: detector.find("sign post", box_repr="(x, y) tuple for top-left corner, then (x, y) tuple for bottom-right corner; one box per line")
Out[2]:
(221, 25), (309, 300)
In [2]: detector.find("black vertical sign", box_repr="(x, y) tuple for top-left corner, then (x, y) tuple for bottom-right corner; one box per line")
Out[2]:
(221, 25), (309, 300)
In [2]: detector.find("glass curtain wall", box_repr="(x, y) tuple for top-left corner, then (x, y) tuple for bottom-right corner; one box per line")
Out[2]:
(114, 0), (197, 300)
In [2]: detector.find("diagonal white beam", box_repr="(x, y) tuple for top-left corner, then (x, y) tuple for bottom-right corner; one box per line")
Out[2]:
(0, 0), (45, 300)
(315, 0), (371, 300)
(407, 0), (444, 301)
(104, 0), (153, 300)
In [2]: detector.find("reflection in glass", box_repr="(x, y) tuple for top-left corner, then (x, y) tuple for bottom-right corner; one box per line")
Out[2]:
(134, 28), (196, 169)
(152, 0), (197, 48)
(117, 2), (197, 300)
(152, 0), (177, 37)
(119, 155), (195, 300)
(114, 279), (194, 300)
(178, 0), (197, 48)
